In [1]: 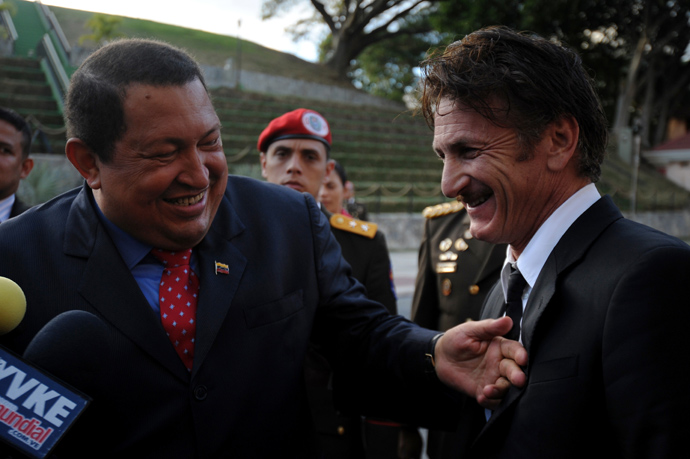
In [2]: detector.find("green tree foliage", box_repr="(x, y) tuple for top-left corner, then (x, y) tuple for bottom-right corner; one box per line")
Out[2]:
(78, 13), (123, 46)
(0, 1), (17, 40)
(430, 0), (690, 146)
(261, 0), (442, 81)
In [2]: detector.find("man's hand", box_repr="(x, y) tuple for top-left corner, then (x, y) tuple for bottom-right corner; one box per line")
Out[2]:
(434, 317), (527, 409)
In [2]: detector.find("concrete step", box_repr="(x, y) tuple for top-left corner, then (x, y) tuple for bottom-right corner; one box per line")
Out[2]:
(0, 92), (59, 111)
(0, 78), (53, 97)
(0, 65), (46, 82)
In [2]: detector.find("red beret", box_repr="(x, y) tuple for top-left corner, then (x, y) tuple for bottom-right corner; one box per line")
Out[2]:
(257, 108), (332, 152)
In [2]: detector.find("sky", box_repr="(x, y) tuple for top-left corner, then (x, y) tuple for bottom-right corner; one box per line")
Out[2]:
(38, 0), (320, 62)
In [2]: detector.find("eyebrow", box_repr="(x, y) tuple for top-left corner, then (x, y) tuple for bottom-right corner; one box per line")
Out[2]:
(434, 137), (478, 155)
(155, 125), (221, 148)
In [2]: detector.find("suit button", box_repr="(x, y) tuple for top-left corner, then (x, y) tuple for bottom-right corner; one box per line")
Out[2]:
(194, 385), (208, 400)
(469, 285), (480, 295)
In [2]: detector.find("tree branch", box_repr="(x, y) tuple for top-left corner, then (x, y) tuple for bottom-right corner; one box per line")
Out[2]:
(310, 0), (336, 33)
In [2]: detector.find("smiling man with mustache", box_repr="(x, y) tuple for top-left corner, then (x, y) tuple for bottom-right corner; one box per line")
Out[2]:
(420, 25), (690, 459)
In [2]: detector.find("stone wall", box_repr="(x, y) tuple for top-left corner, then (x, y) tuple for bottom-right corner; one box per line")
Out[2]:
(200, 60), (405, 110)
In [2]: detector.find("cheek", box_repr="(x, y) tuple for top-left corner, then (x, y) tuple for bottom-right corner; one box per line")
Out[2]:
(207, 153), (228, 176)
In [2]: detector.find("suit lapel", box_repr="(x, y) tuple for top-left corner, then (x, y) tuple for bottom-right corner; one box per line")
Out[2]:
(191, 191), (247, 377)
(64, 185), (190, 381)
(520, 196), (622, 353)
(63, 183), (249, 381)
(477, 196), (623, 434)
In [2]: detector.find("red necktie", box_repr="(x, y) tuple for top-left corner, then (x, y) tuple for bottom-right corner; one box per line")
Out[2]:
(151, 248), (199, 371)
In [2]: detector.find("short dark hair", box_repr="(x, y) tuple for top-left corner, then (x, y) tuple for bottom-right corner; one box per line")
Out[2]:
(420, 26), (608, 182)
(0, 107), (32, 158)
(64, 38), (207, 163)
(332, 160), (347, 186)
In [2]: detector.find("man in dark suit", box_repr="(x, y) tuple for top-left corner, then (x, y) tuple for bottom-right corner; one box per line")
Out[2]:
(419, 25), (690, 458)
(0, 107), (34, 222)
(258, 109), (400, 457)
(411, 201), (506, 458)
(0, 39), (527, 458)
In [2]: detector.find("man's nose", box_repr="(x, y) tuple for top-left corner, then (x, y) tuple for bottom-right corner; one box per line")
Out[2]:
(441, 159), (469, 198)
(286, 155), (303, 174)
(178, 148), (210, 188)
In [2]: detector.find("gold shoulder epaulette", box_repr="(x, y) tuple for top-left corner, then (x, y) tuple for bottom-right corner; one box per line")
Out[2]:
(422, 201), (465, 219)
(330, 214), (378, 239)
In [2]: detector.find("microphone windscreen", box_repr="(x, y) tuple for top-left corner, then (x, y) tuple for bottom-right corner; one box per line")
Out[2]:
(0, 276), (26, 335)
(23, 310), (110, 393)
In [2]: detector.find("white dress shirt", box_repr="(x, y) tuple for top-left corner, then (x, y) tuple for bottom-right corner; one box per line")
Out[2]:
(0, 194), (16, 223)
(499, 183), (601, 338)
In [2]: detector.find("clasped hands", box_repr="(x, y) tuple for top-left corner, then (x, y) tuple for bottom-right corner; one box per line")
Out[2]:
(434, 316), (528, 409)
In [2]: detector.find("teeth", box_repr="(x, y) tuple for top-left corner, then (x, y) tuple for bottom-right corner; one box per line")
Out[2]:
(461, 194), (489, 208)
(169, 192), (204, 206)
(470, 195), (488, 207)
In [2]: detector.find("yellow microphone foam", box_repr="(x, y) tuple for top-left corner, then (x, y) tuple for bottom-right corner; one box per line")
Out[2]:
(0, 277), (26, 334)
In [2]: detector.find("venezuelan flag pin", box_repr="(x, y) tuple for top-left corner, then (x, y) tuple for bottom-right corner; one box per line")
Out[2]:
(215, 261), (229, 275)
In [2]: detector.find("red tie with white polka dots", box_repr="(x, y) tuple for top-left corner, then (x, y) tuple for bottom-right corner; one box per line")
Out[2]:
(151, 248), (199, 371)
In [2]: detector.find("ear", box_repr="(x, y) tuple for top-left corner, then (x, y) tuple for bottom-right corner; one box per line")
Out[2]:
(65, 138), (102, 189)
(544, 115), (579, 173)
(259, 152), (268, 179)
(343, 180), (354, 200)
(323, 159), (335, 183)
(19, 157), (34, 179)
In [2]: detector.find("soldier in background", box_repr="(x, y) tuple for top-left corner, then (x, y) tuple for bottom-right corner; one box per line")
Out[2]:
(344, 180), (369, 221)
(410, 201), (506, 458)
(259, 108), (400, 458)
(0, 107), (34, 222)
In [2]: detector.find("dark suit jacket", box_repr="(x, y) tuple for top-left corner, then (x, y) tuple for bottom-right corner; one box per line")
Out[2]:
(0, 177), (457, 458)
(9, 197), (30, 218)
(306, 209), (397, 457)
(462, 195), (690, 459)
(411, 206), (506, 459)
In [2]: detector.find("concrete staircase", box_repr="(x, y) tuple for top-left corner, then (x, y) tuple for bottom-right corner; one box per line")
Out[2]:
(0, 55), (66, 154)
(212, 87), (444, 213)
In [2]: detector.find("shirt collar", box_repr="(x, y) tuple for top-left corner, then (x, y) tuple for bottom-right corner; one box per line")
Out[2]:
(508, 183), (600, 289)
(92, 196), (153, 270)
(0, 194), (15, 223)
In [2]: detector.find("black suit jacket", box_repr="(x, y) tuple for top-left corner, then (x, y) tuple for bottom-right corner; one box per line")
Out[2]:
(0, 177), (457, 458)
(411, 206), (505, 459)
(463, 195), (690, 459)
(9, 197), (30, 218)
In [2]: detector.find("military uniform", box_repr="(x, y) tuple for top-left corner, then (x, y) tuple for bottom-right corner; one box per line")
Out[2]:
(345, 199), (369, 222)
(411, 201), (506, 459)
(306, 210), (398, 459)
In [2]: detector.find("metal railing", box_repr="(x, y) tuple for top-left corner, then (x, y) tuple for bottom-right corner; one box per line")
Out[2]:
(36, 33), (70, 111)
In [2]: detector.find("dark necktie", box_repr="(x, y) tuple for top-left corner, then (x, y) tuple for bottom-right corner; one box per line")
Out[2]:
(151, 248), (199, 371)
(504, 265), (527, 341)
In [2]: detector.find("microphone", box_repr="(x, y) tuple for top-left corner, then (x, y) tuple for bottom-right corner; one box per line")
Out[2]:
(23, 310), (111, 394)
(0, 277), (26, 335)
(0, 301), (100, 457)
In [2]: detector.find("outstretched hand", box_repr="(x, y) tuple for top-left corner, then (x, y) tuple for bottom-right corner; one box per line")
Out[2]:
(434, 317), (527, 409)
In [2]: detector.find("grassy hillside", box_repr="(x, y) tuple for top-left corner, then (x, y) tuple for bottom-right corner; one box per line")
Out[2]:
(49, 5), (350, 88)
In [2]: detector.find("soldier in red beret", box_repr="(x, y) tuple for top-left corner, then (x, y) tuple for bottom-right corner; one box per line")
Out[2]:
(259, 108), (408, 458)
